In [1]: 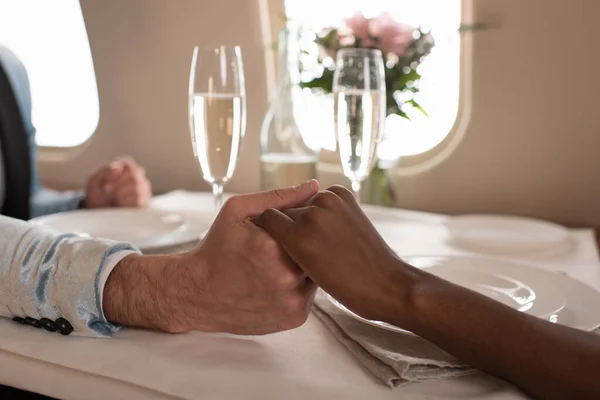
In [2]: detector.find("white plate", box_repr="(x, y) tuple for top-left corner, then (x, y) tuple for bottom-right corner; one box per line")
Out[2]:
(446, 214), (569, 251)
(327, 255), (600, 335)
(30, 208), (216, 252)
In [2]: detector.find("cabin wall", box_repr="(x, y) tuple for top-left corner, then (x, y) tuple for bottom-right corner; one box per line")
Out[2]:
(39, 0), (272, 194)
(386, 0), (600, 227)
(39, 0), (600, 227)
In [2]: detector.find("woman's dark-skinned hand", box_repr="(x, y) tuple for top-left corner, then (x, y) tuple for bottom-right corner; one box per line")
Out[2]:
(255, 185), (600, 400)
(255, 185), (426, 326)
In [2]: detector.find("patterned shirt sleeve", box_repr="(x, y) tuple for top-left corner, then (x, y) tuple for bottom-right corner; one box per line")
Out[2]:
(0, 215), (140, 337)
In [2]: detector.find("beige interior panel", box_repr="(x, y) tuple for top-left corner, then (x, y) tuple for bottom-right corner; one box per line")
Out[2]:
(389, 0), (600, 227)
(38, 0), (600, 227)
(39, 0), (273, 195)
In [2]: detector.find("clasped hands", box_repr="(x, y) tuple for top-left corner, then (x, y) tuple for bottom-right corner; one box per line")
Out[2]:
(105, 180), (419, 335)
(84, 157), (152, 209)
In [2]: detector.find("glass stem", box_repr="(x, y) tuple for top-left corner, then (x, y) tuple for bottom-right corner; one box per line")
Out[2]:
(351, 180), (362, 204)
(212, 183), (224, 210)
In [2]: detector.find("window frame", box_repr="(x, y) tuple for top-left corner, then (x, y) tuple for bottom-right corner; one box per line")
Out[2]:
(0, 0), (100, 150)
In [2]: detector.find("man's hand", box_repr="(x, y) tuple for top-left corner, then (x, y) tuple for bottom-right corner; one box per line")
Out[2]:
(84, 158), (152, 208)
(104, 180), (320, 335)
(254, 185), (426, 326)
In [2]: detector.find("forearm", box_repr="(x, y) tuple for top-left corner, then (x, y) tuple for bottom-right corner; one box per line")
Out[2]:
(399, 269), (600, 399)
(103, 253), (188, 332)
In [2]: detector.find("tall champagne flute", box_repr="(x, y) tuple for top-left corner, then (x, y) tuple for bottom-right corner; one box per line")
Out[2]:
(333, 49), (386, 202)
(189, 46), (246, 210)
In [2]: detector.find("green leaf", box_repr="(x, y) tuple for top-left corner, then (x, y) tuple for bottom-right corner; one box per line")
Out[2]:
(398, 110), (410, 120)
(299, 64), (334, 93)
(389, 106), (410, 120)
(393, 69), (421, 92)
(408, 99), (429, 117)
(318, 29), (339, 49)
(380, 181), (392, 206)
(365, 166), (393, 207)
(299, 78), (332, 94)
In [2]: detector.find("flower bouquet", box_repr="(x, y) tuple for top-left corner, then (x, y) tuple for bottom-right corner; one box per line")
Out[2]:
(300, 12), (435, 205)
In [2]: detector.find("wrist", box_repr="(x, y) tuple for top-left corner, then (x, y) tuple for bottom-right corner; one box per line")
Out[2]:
(165, 249), (219, 333)
(378, 258), (439, 331)
(103, 253), (186, 332)
(391, 265), (461, 335)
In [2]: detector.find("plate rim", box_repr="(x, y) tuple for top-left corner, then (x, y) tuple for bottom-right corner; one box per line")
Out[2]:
(446, 214), (569, 248)
(29, 207), (215, 251)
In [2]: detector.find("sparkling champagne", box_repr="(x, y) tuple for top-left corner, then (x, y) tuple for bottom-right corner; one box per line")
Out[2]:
(190, 93), (243, 184)
(334, 89), (384, 184)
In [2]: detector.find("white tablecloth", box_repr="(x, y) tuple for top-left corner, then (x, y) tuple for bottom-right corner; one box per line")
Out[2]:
(0, 191), (598, 400)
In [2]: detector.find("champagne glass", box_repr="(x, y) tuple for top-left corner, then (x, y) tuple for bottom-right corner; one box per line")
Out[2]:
(333, 48), (386, 203)
(189, 46), (246, 210)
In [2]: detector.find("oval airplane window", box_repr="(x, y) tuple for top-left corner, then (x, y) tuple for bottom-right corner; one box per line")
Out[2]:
(0, 0), (99, 148)
(285, 0), (461, 160)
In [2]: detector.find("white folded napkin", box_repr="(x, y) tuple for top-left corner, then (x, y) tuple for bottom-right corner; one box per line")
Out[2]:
(312, 290), (477, 387)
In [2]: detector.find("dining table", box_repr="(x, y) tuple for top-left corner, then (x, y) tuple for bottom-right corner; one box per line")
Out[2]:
(0, 190), (599, 400)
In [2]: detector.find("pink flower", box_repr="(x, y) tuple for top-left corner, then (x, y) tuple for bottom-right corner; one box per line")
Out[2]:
(368, 13), (413, 56)
(341, 12), (378, 47)
(342, 12), (370, 42)
(339, 35), (356, 47)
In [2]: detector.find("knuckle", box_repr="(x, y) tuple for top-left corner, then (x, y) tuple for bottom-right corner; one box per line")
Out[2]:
(327, 185), (355, 203)
(276, 270), (301, 291)
(256, 235), (279, 256)
(222, 196), (241, 214)
(313, 190), (341, 208)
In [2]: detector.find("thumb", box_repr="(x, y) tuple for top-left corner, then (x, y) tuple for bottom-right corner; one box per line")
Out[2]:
(108, 160), (126, 175)
(229, 179), (319, 219)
